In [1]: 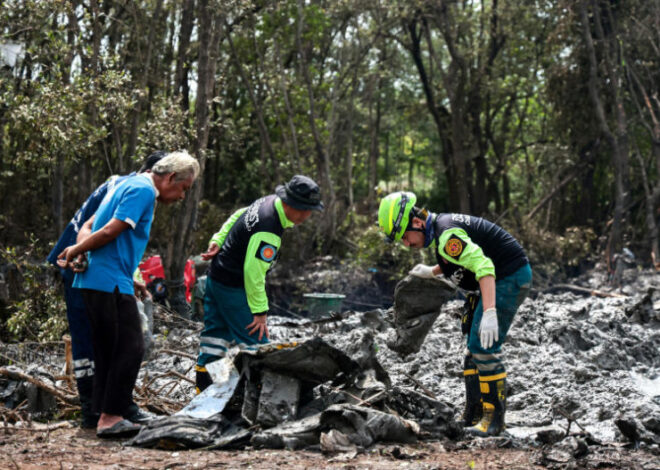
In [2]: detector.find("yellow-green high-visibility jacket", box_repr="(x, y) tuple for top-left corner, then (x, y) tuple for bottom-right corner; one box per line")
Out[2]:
(207, 194), (294, 314)
(430, 213), (529, 292)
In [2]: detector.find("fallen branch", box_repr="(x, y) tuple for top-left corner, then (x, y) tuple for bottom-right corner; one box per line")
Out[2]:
(3, 421), (73, 432)
(403, 373), (437, 400)
(159, 349), (196, 360)
(543, 284), (626, 298)
(0, 367), (78, 405)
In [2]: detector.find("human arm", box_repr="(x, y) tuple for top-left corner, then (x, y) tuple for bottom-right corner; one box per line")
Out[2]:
(57, 218), (130, 269)
(77, 216), (95, 243)
(437, 228), (496, 281)
(478, 274), (498, 348)
(478, 275), (496, 311)
(202, 208), (248, 261)
(243, 232), (281, 338)
(437, 228), (499, 348)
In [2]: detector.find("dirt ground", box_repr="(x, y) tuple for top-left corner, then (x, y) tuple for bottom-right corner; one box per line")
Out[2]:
(1, 422), (657, 470)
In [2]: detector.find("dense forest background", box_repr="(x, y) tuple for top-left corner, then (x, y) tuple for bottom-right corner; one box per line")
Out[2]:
(0, 0), (659, 336)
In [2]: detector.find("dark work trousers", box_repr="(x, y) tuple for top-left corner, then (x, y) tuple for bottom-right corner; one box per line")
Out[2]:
(61, 270), (96, 399)
(81, 288), (144, 416)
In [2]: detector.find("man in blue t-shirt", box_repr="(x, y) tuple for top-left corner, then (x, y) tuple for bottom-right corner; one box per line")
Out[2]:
(47, 151), (165, 428)
(57, 151), (200, 438)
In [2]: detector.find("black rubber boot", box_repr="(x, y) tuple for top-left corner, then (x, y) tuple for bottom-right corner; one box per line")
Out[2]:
(467, 375), (506, 437)
(195, 365), (213, 394)
(461, 355), (482, 427)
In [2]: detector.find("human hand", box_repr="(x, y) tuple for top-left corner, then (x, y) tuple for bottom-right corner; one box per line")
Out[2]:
(409, 264), (436, 279)
(134, 279), (152, 301)
(479, 308), (499, 349)
(71, 254), (88, 272)
(57, 246), (78, 269)
(201, 242), (220, 261)
(246, 313), (269, 341)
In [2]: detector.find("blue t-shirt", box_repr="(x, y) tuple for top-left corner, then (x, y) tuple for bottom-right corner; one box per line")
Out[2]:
(47, 173), (134, 281)
(73, 174), (157, 295)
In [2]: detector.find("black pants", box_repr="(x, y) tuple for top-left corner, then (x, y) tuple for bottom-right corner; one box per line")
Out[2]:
(81, 288), (144, 416)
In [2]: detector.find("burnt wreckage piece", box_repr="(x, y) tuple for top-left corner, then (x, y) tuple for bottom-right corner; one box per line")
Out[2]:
(129, 337), (459, 450)
(387, 274), (456, 357)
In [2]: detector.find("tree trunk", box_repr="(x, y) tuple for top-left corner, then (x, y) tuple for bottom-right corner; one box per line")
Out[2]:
(126, 0), (164, 161)
(406, 17), (458, 209)
(162, 1), (223, 316)
(225, 21), (279, 186)
(579, 0), (630, 264)
(295, 0), (336, 248)
(175, 0), (195, 112)
(53, 152), (64, 234)
(367, 73), (381, 209)
(273, 38), (301, 173)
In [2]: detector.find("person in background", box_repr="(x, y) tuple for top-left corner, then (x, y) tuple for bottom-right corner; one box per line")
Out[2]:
(378, 191), (532, 437)
(47, 151), (166, 428)
(195, 175), (323, 393)
(57, 151), (200, 438)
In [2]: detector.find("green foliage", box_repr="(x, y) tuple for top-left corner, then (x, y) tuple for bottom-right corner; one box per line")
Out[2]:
(521, 225), (598, 271)
(1, 241), (67, 342)
(191, 200), (234, 254)
(0, 0), (658, 273)
(350, 218), (430, 281)
(137, 98), (193, 159)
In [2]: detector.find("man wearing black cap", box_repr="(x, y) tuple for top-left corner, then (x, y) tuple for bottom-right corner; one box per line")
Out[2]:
(196, 175), (323, 392)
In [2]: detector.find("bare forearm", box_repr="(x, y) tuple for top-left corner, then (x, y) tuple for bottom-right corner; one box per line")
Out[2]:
(77, 216), (94, 243)
(71, 219), (128, 256)
(478, 275), (496, 311)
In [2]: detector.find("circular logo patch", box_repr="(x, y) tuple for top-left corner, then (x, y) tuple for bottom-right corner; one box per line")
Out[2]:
(260, 244), (276, 262)
(445, 238), (463, 257)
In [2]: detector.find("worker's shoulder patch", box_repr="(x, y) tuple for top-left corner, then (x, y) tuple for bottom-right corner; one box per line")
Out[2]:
(444, 235), (466, 259)
(256, 241), (278, 263)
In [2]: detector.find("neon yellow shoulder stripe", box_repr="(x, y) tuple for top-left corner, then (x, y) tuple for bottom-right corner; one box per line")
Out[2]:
(244, 231), (282, 314)
(209, 207), (248, 248)
(437, 228), (495, 280)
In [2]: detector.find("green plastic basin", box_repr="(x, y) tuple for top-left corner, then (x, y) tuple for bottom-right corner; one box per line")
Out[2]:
(303, 293), (346, 318)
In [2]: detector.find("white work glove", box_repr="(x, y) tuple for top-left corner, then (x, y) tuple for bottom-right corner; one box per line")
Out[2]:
(409, 264), (436, 279)
(479, 308), (499, 349)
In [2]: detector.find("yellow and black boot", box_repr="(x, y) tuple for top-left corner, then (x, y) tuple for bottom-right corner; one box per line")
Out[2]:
(461, 355), (482, 427)
(195, 364), (213, 394)
(467, 375), (506, 436)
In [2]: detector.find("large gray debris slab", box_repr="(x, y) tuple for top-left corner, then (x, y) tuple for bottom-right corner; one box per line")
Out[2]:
(256, 370), (301, 426)
(251, 403), (421, 451)
(235, 337), (360, 383)
(387, 275), (456, 356)
(128, 415), (251, 450)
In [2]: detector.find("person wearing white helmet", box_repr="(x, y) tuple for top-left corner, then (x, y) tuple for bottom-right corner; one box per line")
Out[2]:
(378, 191), (532, 437)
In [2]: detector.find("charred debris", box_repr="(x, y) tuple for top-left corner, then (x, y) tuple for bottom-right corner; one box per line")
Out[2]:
(1, 262), (659, 464)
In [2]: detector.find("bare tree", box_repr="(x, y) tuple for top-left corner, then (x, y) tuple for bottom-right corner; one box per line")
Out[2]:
(578, 0), (631, 265)
(161, 0), (224, 315)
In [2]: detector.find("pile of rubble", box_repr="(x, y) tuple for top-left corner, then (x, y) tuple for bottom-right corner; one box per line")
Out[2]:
(1, 264), (659, 464)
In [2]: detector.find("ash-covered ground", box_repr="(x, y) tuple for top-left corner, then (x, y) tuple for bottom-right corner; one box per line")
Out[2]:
(144, 264), (659, 453)
(2, 263), (658, 469)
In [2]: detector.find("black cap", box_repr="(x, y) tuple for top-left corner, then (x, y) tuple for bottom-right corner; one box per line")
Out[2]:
(275, 175), (324, 211)
(139, 150), (168, 173)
